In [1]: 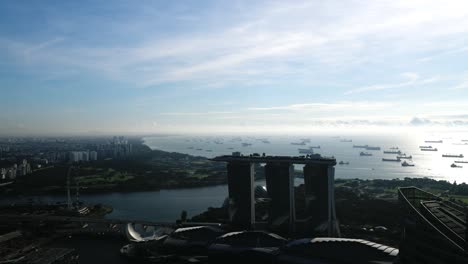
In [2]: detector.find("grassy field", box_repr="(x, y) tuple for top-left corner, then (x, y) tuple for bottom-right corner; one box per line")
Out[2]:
(449, 195), (468, 204)
(76, 169), (134, 185)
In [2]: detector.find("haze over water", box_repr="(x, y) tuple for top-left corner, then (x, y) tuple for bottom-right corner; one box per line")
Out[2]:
(144, 131), (468, 184)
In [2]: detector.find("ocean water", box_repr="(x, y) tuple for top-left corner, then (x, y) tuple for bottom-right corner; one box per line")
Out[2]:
(143, 132), (468, 184)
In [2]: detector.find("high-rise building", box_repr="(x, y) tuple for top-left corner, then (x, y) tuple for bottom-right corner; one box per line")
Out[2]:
(89, 151), (98, 161)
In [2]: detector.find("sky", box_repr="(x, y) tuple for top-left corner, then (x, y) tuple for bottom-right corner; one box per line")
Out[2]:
(1, 0), (468, 135)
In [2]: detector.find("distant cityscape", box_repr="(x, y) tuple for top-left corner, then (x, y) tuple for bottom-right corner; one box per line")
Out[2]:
(0, 136), (133, 184)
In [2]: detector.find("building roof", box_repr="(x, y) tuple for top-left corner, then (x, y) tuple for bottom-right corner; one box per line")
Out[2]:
(211, 155), (336, 165)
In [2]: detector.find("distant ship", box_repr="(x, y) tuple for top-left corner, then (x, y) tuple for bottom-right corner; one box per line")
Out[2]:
(397, 154), (412, 159)
(425, 140), (443, 143)
(291, 142), (306, 146)
(242, 143), (252, 147)
(340, 139), (352, 142)
(353, 145), (368, 148)
(419, 146), (432, 149)
(442, 154), (464, 158)
(261, 140), (271, 144)
(451, 163), (462, 168)
(365, 146), (381, 151)
(298, 148), (314, 154)
(196, 148), (203, 151)
(206, 150), (213, 152)
(338, 161), (350, 165)
(360, 152), (372, 156)
(421, 148), (438, 151)
(454, 160), (468, 163)
(390, 147), (399, 150)
(383, 150), (402, 154)
(227, 147), (234, 150)
(310, 146), (321, 149)
(401, 161), (415, 167)
(382, 157), (401, 162)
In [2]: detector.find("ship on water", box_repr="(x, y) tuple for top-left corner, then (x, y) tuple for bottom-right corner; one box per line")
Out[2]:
(425, 140), (443, 143)
(338, 161), (350, 165)
(298, 147), (314, 154)
(454, 160), (468, 163)
(442, 154), (464, 158)
(340, 139), (352, 142)
(242, 143), (252, 147)
(383, 150), (402, 154)
(419, 145), (432, 149)
(382, 157), (401, 162)
(397, 154), (412, 159)
(421, 148), (438, 151)
(353, 145), (368, 148)
(291, 142), (306, 146)
(451, 163), (462, 168)
(310, 145), (321, 149)
(389, 147), (399, 150)
(365, 146), (381, 150)
(360, 152), (372, 156)
(401, 160), (415, 167)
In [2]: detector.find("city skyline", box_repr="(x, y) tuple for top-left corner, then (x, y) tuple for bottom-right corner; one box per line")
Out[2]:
(1, 0), (468, 135)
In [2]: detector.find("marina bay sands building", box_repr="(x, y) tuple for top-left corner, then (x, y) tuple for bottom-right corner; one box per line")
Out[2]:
(212, 154), (340, 237)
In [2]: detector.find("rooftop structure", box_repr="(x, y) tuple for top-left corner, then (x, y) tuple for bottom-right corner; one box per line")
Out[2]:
(398, 187), (467, 263)
(211, 153), (340, 237)
(211, 154), (336, 165)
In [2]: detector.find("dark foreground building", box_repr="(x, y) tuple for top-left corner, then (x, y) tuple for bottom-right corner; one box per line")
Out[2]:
(398, 187), (467, 263)
(212, 154), (340, 236)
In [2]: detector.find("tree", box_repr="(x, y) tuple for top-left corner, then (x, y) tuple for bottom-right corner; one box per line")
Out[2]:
(180, 210), (187, 222)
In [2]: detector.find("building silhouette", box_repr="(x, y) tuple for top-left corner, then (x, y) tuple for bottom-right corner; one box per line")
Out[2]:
(212, 153), (340, 236)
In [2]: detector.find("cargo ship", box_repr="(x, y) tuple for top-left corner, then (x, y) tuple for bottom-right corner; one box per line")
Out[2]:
(419, 146), (432, 149)
(421, 148), (438, 151)
(298, 148), (314, 154)
(425, 140), (443, 143)
(383, 150), (402, 154)
(382, 157), (401, 162)
(360, 152), (372, 156)
(291, 142), (306, 145)
(365, 146), (381, 150)
(454, 160), (468, 163)
(451, 163), (462, 168)
(442, 154), (464, 158)
(401, 161), (415, 167)
(353, 145), (368, 148)
(397, 154), (412, 159)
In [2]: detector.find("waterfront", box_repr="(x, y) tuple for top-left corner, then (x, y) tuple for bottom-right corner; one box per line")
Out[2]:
(144, 132), (468, 184)
(3, 131), (467, 225)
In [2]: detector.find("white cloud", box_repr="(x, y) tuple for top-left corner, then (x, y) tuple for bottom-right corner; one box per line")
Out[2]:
(4, 1), (468, 87)
(345, 73), (440, 95)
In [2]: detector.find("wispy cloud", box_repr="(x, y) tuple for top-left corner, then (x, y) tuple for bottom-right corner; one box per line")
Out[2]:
(248, 101), (392, 112)
(158, 111), (235, 116)
(4, 1), (468, 87)
(345, 73), (440, 95)
(449, 74), (468, 90)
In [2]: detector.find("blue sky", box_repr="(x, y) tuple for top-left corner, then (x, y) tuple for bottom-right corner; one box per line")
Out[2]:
(1, 0), (468, 135)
